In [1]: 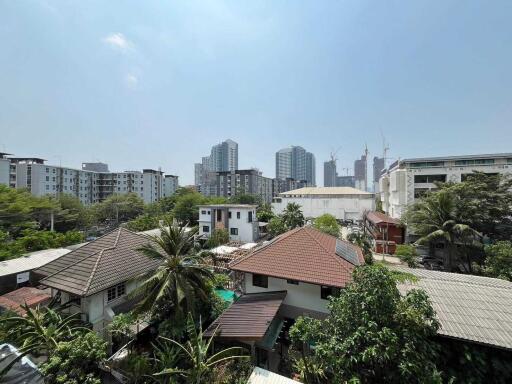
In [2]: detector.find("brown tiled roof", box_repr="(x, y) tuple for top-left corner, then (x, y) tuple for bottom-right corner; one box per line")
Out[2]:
(204, 291), (286, 340)
(36, 228), (161, 297)
(230, 226), (363, 288)
(0, 287), (51, 315)
(366, 211), (401, 225)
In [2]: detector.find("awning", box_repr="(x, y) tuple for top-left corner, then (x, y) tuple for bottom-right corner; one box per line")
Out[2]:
(204, 291), (287, 341)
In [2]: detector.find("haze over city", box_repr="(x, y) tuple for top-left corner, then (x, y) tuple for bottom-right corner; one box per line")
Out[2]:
(1, 0), (512, 185)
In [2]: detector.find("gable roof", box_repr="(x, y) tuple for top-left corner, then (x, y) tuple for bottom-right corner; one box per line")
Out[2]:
(36, 228), (161, 297)
(366, 211), (401, 225)
(395, 266), (512, 350)
(230, 226), (364, 288)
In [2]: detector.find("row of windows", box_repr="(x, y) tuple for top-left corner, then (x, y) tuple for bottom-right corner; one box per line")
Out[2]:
(454, 159), (495, 166)
(252, 274), (338, 299)
(107, 282), (126, 302)
(408, 161), (445, 168)
(414, 174), (446, 183)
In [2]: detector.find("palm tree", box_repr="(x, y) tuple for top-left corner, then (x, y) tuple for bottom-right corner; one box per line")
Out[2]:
(0, 304), (86, 377)
(404, 190), (481, 270)
(282, 203), (305, 229)
(132, 222), (214, 316)
(155, 315), (248, 384)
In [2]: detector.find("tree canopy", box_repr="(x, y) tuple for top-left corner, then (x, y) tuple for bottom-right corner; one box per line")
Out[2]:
(313, 214), (340, 237)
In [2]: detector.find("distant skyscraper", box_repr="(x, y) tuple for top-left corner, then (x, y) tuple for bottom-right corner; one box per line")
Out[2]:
(354, 154), (367, 191)
(373, 156), (385, 193)
(275, 146), (315, 185)
(195, 140), (238, 187)
(324, 160), (336, 187)
(194, 163), (203, 186)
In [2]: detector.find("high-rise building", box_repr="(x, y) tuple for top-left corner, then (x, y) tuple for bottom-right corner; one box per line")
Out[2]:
(163, 175), (179, 197)
(0, 152), (12, 187)
(372, 156), (385, 193)
(324, 160), (337, 187)
(194, 163), (203, 186)
(82, 162), (109, 173)
(275, 146), (315, 185)
(336, 175), (356, 188)
(202, 169), (273, 203)
(195, 140), (238, 188)
(354, 154), (367, 191)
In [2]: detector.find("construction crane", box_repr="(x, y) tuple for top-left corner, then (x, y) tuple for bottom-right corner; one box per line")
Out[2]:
(380, 130), (390, 169)
(329, 146), (342, 164)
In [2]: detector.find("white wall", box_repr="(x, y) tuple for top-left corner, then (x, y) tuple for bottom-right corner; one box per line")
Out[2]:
(198, 206), (257, 242)
(0, 159), (10, 186)
(272, 195), (374, 221)
(244, 273), (329, 314)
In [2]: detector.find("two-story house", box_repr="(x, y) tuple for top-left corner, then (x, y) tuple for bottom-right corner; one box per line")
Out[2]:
(34, 228), (161, 338)
(198, 204), (259, 243)
(205, 226), (364, 372)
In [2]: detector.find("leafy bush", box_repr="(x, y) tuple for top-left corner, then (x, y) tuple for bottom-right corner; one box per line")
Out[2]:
(125, 214), (160, 232)
(313, 214), (340, 237)
(483, 241), (512, 281)
(395, 244), (420, 267)
(206, 229), (230, 248)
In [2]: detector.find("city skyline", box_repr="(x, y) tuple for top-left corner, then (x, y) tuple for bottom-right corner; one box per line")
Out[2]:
(1, 1), (512, 185)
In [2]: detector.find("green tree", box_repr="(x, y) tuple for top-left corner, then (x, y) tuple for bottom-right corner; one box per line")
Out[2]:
(482, 241), (512, 281)
(40, 331), (107, 384)
(282, 203), (305, 229)
(229, 193), (262, 205)
(91, 193), (144, 226)
(256, 203), (274, 222)
(126, 214), (160, 232)
(375, 196), (384, 213)
(172, 190), (207, 225)
(267, 216), (287, 238)
(404, 189), (481, 271)
(347, 232), (373, 264)
(289, 265), (441, 383)
(206, 228), (230, 249)
(395, 244), (419, 268)
(155, 314), (248, 384)
(313, 214), (340, 237)
(0, 305), (87, 377)
(131, 222), (214, 317)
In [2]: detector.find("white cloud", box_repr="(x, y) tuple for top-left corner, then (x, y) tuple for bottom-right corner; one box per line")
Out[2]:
(102, 33), (133, 52)
(125, 73), (138, 89)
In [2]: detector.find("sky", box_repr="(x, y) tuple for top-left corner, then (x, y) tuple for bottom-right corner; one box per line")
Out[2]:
(1, 0), (511, 185)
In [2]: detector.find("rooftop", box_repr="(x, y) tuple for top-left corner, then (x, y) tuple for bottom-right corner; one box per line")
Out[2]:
(0, 287), (51, 315)
(230, 226), (364, 288)
(198, 204), (257, 209)
(394, 266), (512, 350)
(279, 187), (373, 196)
(36, 228), (162, 297)
(0, 248), (71, 277)
(402, 153), (512, 163)
(365, 211), (401, 225)
(247, 367), (301, 384)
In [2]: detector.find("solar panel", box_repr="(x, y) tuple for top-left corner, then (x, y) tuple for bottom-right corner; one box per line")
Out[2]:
(335, 239), (360, 265)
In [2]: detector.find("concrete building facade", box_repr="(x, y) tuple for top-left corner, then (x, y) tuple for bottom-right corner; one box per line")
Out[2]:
(275, 146), (316, 186)
(202, 169), (273, 203)
(198, 204), (259, 243)
(379, 153), (512, 218)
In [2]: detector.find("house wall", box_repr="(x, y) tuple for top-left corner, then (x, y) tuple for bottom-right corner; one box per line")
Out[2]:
(244, 273), (330, 314)
(272, 195), (374, 221)
(198, 206), (258, 243)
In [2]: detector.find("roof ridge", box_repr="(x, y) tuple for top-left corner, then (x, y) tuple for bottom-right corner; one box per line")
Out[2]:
(83, 228), (124, 295)
(304, 227), (353, 273)
(40, 249), (102, 282)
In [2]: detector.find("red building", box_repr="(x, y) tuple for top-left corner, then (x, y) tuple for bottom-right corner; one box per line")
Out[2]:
(363, 211), (404, 254)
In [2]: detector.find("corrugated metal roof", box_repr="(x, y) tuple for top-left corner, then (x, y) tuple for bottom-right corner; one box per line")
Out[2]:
(394, 266), (512, 350)
(36, 228), (162, 297)
(230, 227), (363, 288)
(279, 187), (372, 196)
(0, 248), (71, 277)
(247, 367), (300, 384)
(204, 291), (286, 340)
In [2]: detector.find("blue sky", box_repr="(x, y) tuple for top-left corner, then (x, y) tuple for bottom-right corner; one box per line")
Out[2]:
(1, 0), (511, 185)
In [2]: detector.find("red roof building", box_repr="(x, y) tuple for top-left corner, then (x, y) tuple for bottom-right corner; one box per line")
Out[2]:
(363, 211), (404, 254)
(0, 287), (51, 315)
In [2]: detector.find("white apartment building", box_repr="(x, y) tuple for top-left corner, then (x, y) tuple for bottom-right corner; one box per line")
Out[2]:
(198, 204), (259, 243)
(379, 153), (512, 218)
(0, 153), (10, 187)
(5, 155), (178, 205)
(272, 186), (375, 221)
(163, 175), (179, 197)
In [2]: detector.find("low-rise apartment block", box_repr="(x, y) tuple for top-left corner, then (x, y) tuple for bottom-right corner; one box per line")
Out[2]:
(379, 153), (512, 218)
(198, 204), (259, 243)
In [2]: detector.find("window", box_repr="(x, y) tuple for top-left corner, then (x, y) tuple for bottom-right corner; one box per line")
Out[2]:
(230, 228), (238, 235)
(455, 158), (495, 166)
(117, 283), (125, 297)
(201, 210), (206, 215)
(217, 210), (222, 222)
(287, 279), (299, 285)
(107, 282), (126, 302)
(408, 161), (445, 168)
(228, 211), (232, 219)
(248, 211), (253, 223)
(414, 174), (446, 183)
(203, 226), (210, 233)
(46, 176), (49, 181)
(321, 286), (339, 300)
(253, 274), (268, 288)
(237, 212), (241, 219)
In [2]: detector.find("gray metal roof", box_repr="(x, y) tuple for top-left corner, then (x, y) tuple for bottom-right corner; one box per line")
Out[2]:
(247, 367), (300, 384)
(402, 153), (512, 163)
(394, 266), (512, 350)
(0, 248), (71, 277)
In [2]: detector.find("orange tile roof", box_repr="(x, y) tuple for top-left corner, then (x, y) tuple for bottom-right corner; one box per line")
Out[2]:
(230, 226), (364, 288)
(366, 211), (401, 225)
(0, 287), (51, 315)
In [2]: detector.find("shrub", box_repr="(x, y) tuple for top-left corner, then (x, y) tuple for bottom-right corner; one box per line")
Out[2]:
(395, 244), (419, 267)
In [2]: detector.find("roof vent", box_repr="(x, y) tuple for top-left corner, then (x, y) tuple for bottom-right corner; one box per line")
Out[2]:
(335, 239), (361, 266)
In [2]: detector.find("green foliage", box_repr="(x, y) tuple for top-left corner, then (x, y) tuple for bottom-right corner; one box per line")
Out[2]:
(483, 241), (512, 281)
(119, 353), (153, 384)
(289, 265), (441, 383)
(267, 216), (288, 237)
(53, 194), (92, 232)
(155, 314), (249, 383)
(375, 196), (384, 213)
(109, 312), (138, 339)
(171, 190), (207, 225)
(212, 273), (231, 289)
(256, 203), (274, 222)
(206, 228), (230, 248)
(395, 244), (420, 268)
(229, 193), (261, 205)
(126, 214), (160, 232)
(90, 193), (144, 225)
(346, 232), (373, 264)
(313, 214), (340, 237)
(40, 332), (107, 384)
(282, 202), (305, 229)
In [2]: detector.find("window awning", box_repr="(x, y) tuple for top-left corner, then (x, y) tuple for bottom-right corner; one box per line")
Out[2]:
(204, 291), (287, 341)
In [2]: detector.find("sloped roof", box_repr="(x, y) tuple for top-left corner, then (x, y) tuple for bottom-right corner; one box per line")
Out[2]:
(366, 211), (401, 225)
(0, 248), (71, 277)
(247, 367), (301, 384)
(0, 287), (51, 315)
(36, 228), (161, 297)
(204, 291), (286, 340)
(395, 266), (512, 350)
(230, 227), (364, 288)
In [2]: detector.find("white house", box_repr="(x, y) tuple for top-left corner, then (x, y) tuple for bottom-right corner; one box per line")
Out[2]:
(198, 204), (259, 243)
(35, 228), (161, 337)
(272, 186), (374, 221)
(379, 153), (512, 218)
